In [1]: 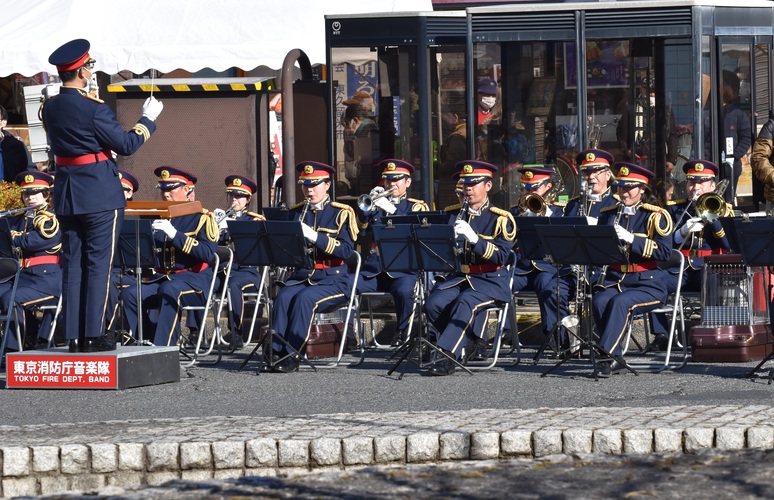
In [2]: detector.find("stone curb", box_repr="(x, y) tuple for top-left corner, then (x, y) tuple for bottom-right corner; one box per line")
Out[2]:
(2, 405), (773, 497)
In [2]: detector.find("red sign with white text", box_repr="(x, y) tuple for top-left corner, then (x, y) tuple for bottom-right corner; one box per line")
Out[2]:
(6, 355), (117, 389)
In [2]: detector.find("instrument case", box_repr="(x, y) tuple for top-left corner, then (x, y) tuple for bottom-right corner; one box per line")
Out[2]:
(689, 324), (773, 362)
(305, 323), (344, 359)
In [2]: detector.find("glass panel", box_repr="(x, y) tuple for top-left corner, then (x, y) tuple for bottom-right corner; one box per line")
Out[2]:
(720, 42), (753, 200)
(330, 46), (419, 201)
(433, 46), (467, 211)
(754, 43), (770, 136)
(702, 36), (713, 163)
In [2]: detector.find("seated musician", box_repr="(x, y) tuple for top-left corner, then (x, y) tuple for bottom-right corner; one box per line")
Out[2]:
(1, 171), (61, 351)
(267, 161), (358, 373)
(544, 148), (618, 354)
(592, 163), (673, 377)
(122, 166), (218, 347)
(650, 159), (731, 348)
(356, 158), (428, 346)
(217, 174), (265, 349)
(106, 170), (139, 339)
(508, 165), (563, 346)
(425, 160), (516, 376)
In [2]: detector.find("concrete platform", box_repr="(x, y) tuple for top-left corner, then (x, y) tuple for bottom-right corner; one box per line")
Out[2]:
(5, 345), (180, 390)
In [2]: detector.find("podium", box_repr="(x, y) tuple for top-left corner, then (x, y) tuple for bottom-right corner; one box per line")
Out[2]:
(373, 218), (466, 377)
(535, 223), (632, 379)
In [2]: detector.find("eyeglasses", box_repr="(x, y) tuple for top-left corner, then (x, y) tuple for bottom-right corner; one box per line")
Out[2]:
(123, 188), (132, 193)
(582, 168), (608, 178)
(82, 59), (96, 71)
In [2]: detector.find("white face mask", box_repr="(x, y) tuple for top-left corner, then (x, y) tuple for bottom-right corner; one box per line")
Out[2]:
(481, 96), (496, 109)
(649, 96), (656, 108)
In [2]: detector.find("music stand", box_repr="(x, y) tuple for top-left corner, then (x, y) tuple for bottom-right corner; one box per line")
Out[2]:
(117, 219), (160, 343)
(719, 217), (774, 379)
(536, 224), (633, 379)
(230, 219), (315, 373)
(373, 221), (468, 378)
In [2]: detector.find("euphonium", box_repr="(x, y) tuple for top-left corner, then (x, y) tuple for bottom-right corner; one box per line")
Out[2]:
(517, 179), (563, 216)
(695, 179), (730, 223)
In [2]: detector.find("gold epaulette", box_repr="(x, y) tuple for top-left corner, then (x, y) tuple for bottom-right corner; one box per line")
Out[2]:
(489, 206), (511, 218)
(332, 202), (358, 241)
(667, 198), (687, 205)
(408, 198), (427, 206)
(641, 203), (665, 213)
(290, 200), (306, 210)
(409, 198), (429, 211)
(600, 205), (619, 213)
(83, 93), (105, 104)
(246, 211), (265, 220)
(444, 203), (462, 213)
(331, 201), (354, 212)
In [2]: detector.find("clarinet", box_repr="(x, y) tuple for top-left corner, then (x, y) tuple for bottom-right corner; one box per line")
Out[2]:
(595, 203), (625, 289)
(456, 198), (470, 222)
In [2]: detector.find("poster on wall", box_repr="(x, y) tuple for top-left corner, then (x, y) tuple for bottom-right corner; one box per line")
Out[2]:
(565, 41), (631, 89)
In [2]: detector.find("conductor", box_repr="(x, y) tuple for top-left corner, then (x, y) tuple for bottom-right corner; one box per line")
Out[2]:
(43, 39), (163, 352)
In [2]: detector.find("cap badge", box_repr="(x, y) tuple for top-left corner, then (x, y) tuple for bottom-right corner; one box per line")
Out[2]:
(463, 164), (473, 175)
(24, 174), (34, 184)
(233, 178), (242, 186)
(695, 163), (704, 172)
(619, 166), (630, 177)
(586, 153), (596, 162)
(160, 170), (170, 180)
(387, 162), (396, 171)
(304, 164), (314, 175)
(524, 171), (534, 180)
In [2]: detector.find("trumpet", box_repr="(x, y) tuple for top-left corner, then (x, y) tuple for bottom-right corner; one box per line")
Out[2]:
(358, 187), (395, 212)
(213, 207), (237, 225)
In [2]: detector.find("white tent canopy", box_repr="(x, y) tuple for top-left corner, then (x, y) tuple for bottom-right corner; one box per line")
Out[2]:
(1, 0), (433, 77)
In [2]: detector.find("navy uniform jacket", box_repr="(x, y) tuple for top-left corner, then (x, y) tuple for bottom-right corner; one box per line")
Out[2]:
(563, 187), (618, 217)
(667, 199), (731, 270)
(596, 202), (673, 288)
(285, 197), (358, 285)
(155, 211), (218, 274)
(8, 206), (62, 274)
(357, 194), (429, 277)
(42, 86), (156, 215)
(437, 200), (516, 303)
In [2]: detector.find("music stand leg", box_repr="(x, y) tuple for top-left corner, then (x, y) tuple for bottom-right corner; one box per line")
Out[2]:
(747, 350), (774, 379)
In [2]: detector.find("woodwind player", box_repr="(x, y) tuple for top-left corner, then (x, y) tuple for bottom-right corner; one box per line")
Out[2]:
(121, 166), (218, 347)
(425, 160), (516, 376)
(593, 163), (672, 377)
(267, 161), (358, 373)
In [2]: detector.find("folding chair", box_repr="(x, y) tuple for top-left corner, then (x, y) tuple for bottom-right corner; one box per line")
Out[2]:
(621, 249), (689, 371)
(31, 294), (63, 349)
(466, 251), (520, 371)
(0, 258), (22, 361)
(180, 246), (233, 367)
(357, 276), (422, 350)
(304, 251), (365, 369)
(231, 265), (269, 346)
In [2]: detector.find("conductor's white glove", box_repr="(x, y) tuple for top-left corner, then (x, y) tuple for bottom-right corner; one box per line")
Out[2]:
(586, 216), (598, 226)
(301, 222), (317, 243)
(142, 96), (164, 121)
(680, 216), (704, 237)
(454, 219), (479, 244)
(152, 219), (177, 239)
(614, 224), (634, 244)
(373, 196), (396, 214)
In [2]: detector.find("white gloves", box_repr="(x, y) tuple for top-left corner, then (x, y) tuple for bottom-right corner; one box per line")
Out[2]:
(373, 196), (396, 214)
(219, 218), (232, 230)
(369, 186), (385, 198)
(614, 224), (634, 244)
(142, 96), (164, 121)
(586, 216), (598, 226)
(680, 217), (704, 237)
(454, 219), (479, 244)
(152, 219), (177, 239)
(301, 222), (317, 242)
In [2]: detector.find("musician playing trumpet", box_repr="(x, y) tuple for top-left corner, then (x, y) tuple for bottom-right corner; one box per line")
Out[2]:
(650, 160), (731, 349)
(425, 160), (516, 376)
(356, 159), (428, 346)
(122, 166), (218, 347)
(217, 175), (265, 349)
(267, 161), (358, 373)
(593, 163), (672, 377)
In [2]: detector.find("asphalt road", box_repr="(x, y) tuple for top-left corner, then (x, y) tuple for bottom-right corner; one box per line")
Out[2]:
(2, 347), (773, 427)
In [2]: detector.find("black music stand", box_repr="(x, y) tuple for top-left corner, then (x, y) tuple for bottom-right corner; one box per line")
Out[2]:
(536, 224), (634, 379)
(117, 219), (160, 343)
(515, 217), (587, 362)
(721, 217), (774, 380)
(230, 220), (316, 373)
(373, 221), (468, 378)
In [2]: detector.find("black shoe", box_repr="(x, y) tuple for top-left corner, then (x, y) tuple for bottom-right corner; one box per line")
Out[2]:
(391, 328), (409, 347)
(597, 361), (612, 378)
(229, 333), (245, 350)
(34, 339), (51, 350)
(271, 356), (298, 373)
(610, 360), (627, 375)
(68, 339), (80, 353)
(466, 341), (488, 362)
(428, 355), (456, 376)
(81, 336), (117, 353)
(650, 334), (669, 352)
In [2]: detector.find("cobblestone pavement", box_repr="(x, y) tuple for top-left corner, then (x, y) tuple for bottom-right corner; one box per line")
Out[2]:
(24, 448), (774, 499)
